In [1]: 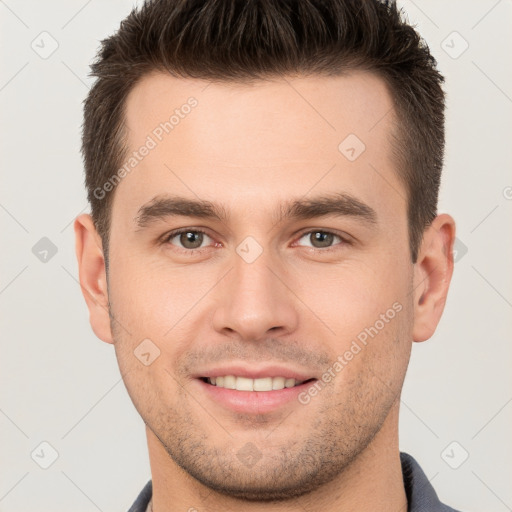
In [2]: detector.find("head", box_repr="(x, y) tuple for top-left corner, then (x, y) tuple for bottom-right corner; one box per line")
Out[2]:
(75, 0), (455, 502)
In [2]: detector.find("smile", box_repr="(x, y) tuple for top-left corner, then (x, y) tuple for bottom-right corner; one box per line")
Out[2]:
(201, 376), (313, 391)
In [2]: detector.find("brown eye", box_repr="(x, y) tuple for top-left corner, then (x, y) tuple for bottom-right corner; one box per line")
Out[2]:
(296, 230), (344, 249)
(166, 230), (211, 250)
(310, 231), (334, 248)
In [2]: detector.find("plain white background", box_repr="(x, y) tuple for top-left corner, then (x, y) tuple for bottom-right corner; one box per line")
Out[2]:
(1, 1), (511, 511)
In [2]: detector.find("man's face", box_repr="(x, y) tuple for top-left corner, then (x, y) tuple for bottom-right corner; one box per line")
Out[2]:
(105, 71), (415, 499)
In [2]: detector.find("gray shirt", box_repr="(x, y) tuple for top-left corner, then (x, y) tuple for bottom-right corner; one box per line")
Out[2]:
(127, 452), (463, 511)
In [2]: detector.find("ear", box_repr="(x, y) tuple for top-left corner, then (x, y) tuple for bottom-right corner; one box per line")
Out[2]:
(74, 214), (113, 344)
(412, 214), (456, 342)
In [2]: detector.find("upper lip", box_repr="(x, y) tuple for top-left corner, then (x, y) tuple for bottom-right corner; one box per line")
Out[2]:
(194, 364), (317, 381)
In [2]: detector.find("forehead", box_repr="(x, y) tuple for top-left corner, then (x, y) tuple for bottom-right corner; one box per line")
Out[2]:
(115, 70), (402, 224)
(124, 70), (395, 153)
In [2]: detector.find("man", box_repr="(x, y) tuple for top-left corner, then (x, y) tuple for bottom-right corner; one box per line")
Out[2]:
(74, 0), (462, 510)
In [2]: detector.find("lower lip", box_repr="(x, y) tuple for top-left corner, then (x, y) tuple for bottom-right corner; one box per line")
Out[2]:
(195, 379), (316, 414)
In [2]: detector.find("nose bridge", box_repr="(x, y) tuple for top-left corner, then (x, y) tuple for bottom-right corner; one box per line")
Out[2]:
(211, 241), (299, 339)
(233, 248), (279, 300)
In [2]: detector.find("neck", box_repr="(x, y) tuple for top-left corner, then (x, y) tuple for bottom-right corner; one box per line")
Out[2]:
(146, 399), (406, 512)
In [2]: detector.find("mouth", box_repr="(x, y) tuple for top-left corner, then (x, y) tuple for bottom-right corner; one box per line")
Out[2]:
(195, 373), (318, 414)
(199, 375), (316, 391)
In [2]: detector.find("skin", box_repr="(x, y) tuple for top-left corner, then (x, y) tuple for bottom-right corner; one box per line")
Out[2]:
(75, 70), (455, 512)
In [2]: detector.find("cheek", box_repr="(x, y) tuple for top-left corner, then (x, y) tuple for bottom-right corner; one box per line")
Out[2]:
(108, 256), (209, 334)
(322, 296), (413, 416)
(296, 255), (413, 382)
(300, 258), (410, 329)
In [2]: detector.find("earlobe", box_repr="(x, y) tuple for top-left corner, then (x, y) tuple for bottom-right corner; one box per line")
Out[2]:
(412, 214), (456, 342)
(74, 214), (114, 344)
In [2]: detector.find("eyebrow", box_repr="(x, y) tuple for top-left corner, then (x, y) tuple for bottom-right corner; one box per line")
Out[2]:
(134, 192), (377, 229)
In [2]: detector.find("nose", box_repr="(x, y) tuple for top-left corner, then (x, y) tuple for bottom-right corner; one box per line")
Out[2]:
(211, 246), (299, 341)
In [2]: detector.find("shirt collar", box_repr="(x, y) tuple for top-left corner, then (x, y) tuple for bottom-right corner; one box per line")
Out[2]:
(400, 452), (461, 511)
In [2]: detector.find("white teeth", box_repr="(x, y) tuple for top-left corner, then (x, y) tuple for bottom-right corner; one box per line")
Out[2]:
(207, 376), (306, 391)
(236, 377), (254, 391)
(223, 375), (236, 389)
(253, 377), (273, 391)
(284, 378), (295, 388)
(272, 377), (285, 390)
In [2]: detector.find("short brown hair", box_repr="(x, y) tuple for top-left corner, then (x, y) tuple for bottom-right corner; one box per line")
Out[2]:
(82, 0), (445, 264)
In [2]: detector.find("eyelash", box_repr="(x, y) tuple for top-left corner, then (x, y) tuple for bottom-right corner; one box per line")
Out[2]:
(161, 228), (351, 254)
